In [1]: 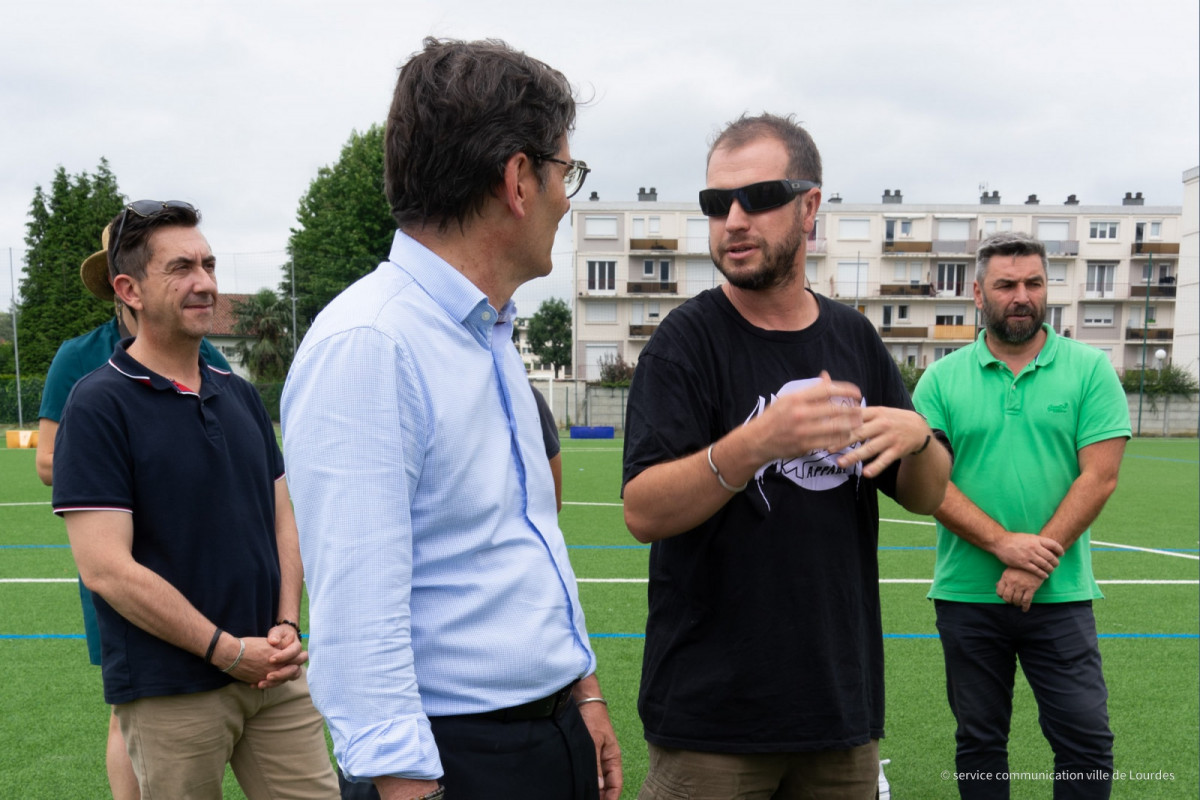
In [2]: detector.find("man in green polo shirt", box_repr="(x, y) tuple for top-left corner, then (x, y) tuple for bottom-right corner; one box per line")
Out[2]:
(913, 231), (1130, 799)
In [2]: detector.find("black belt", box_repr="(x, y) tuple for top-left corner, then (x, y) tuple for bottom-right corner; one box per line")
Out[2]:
(474, 684), (575, 722)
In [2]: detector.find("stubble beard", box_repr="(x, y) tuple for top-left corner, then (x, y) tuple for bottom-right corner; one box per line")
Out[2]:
(712, 212), (806, 292)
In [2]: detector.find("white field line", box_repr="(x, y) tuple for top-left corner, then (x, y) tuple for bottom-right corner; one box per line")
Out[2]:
(0, 501), (51, 507)
(3, 577), (1196, 586)
(1091, 539), (1200, 561)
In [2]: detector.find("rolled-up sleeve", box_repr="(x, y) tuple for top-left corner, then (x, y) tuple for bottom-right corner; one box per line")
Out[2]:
(281, 326), (442, 781)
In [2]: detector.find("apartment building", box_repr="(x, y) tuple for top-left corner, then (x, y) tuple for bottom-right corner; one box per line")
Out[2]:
(571, 187), (1186, 380)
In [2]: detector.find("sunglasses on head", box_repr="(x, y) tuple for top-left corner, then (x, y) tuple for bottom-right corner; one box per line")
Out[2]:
(110, 200), (197, 272)
(698, 179), (820, 217)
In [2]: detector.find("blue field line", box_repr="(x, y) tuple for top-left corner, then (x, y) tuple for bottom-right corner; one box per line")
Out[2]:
(1124, 454), (1200, 465)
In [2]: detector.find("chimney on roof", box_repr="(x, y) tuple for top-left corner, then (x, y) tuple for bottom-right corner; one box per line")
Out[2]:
(828, 193), (843, 204)
(1122, 191), (1144, 206)
(1025, 194), (1039, 205)
(981, 190), (1000, 204)
(638, 187), (658, 201)
(1065, 194), (1079, 205)
(882, 189), (902, 204)
(588, 191), (599, 201)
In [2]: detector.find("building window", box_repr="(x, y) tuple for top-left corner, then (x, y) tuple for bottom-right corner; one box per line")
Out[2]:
(936, 262), (968, 296)
(934, 347), (959, 360)
(643, 259), (656, 278)
(1089, 221), (1119, 240)
(585, 301), (617, 323)
(1150, 221), (1162, 238)
(892, 261), (923, 283)
(587, 260), (616, 292)
(632, 217), (645, 238)
(935, 305), (967, 325)
(1085, 263), (1116, 297)
(1082, 304), (1114, 326)
(1048, 306), (1064, 333)
(937, 219), (971, 240)
(1036, 219), (1070, 242)
(1047, 262), (1067, 284)
(685, 258), (720, 295)
(838, 218), (870, 240)
(897, 304), (910, 321)
(984, 218), (1013, 234)
(649, 216), (661, 235)
(584, 216), (618, 238)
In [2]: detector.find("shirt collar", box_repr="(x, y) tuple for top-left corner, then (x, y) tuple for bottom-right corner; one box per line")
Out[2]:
(107, 339), (225, 398)
(973, 323), (1058, 369)
(387, 230), (515, 348)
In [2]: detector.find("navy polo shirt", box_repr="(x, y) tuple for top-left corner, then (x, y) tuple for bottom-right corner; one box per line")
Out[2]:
(53, 341), (285, 705)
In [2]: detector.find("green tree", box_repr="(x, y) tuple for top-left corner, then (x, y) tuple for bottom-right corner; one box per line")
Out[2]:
(17, 160), (125, 373)
(527, 298), (572, 379)
(232, 289), (293, 382)
(282, 125), (394, 328)
(0, 310), (14, 374)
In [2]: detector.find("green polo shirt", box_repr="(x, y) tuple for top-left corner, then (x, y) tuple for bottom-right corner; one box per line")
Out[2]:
(912, 325), (1130, 603)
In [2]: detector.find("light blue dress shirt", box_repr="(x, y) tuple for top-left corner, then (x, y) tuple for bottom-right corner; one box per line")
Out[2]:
(281, 231), (596, 782)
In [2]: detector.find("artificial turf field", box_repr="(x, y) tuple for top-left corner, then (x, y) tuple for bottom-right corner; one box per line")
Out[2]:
(1, 435), (1196, 798)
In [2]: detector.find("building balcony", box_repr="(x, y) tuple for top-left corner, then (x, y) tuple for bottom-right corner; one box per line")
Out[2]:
(1126, 327), (1174, 341)
(1130, 282), (1177, 298)
(1131, 242), (1180, 256)
(879, 325), (930, 338)
(1043, 240), (1079, 256)
(880, 283), (934, 296)
(807, 237), (827, 254)
(626, 281), (678, 294)
(630, 324), (658, 338)
(629, 238), (678, 252)
(933, 324), (976, 340)
(882, 240), (932, 254)
(931, 239), (979, 254)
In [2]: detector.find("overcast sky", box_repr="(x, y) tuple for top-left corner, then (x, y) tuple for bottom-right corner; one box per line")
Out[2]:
(3, 0), (1197, 317)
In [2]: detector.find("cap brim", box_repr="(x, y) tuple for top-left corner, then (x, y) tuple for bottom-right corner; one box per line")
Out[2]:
(80, 250), (115, 302)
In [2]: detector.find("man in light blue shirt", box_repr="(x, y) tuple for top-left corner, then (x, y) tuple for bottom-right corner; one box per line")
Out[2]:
(282, 38), (620, 800)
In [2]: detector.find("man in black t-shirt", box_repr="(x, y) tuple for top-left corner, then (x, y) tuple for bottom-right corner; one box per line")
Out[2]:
(622, 114), (951, 799)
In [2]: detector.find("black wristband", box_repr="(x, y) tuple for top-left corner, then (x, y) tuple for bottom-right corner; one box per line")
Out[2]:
(911, 434), (932, 456)
(204, 627), (223, 665)
(276, 619), (302, 637)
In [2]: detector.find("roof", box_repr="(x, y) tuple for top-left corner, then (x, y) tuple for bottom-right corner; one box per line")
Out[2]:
(210, 293), (252, 337)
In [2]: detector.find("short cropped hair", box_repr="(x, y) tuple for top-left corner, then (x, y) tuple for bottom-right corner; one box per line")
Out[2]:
(976, 231), (1047, 283)
(707, 113), (822, 184)
(384, 37), (576, 232)
(107, 203), (202, 283)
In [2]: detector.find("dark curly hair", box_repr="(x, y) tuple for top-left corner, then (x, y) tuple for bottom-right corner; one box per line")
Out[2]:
(385, 37), (576, 232)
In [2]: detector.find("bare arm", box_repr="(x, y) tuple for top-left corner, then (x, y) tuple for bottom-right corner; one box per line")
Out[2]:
(64, 509), (302, 684)
(256, 477), (308, 688)
(836, 406), (950, 514)
(550, 453), (563, 512)
(624, 372), (864, 542)
(35, 418), (57, 486)
(573, 674), (623, 800)
(995, 437), (1126, 610)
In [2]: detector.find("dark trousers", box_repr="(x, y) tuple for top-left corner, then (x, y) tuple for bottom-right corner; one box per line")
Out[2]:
(338, 700), (599, 800)
(935, 600), (1113, 800)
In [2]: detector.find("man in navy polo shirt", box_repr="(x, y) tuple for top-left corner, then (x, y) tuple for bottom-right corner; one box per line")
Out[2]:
(52, 200), (338, 798)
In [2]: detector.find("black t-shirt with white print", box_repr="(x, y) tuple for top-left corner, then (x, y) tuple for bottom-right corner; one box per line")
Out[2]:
(622, 287), (912, 752)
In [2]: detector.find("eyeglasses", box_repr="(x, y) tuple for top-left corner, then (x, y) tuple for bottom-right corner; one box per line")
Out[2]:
(110, 200), (197, 271)
(698, 179), (820, 217)
(535, 155), (590, 199)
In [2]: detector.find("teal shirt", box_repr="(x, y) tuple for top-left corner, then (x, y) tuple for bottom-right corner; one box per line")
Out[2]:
(912, 325), (1130, 603)
(39, 317), (232, 422)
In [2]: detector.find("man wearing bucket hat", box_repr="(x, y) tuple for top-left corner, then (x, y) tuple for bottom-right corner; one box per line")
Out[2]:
(50, 201), (338, 798)
(34, 221), (230, 800)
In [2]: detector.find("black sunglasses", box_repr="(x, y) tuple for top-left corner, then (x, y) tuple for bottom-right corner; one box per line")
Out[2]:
(698, 179), (820, 217)
(110, 200), (197, 272)
(534, 155), (591, 199)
